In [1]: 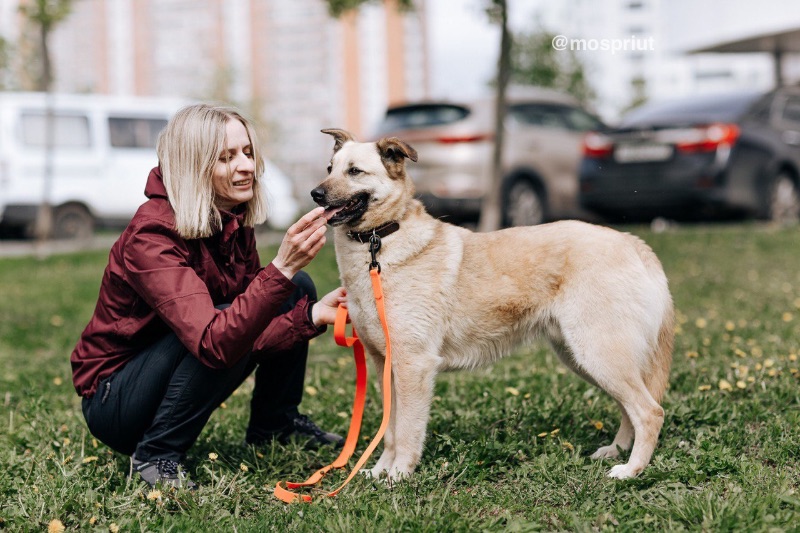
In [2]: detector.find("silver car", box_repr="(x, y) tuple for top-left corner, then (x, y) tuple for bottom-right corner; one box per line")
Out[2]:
(372, 87), (604, 226)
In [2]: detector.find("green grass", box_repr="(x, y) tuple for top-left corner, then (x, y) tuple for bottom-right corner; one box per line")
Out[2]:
(1, 223), (799, 532)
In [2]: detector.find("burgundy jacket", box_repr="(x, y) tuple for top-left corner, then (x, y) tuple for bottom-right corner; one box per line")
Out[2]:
(71, 167), (321, 398)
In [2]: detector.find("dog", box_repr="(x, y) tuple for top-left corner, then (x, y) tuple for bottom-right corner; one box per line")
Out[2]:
(311, 129), (674, 480)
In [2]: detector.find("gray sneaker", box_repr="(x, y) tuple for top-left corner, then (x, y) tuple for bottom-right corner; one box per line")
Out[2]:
(132, 456), (197, 490)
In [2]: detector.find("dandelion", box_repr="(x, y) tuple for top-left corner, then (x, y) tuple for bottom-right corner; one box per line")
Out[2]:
(768, 369), (778, 377)
(109, 523), (120, 533)
(764, 358), (775, 368)
(52, 377), (63, 386)
(240, 463), (249, 472)
(698, 384), (712, 391)
(685, 350), (699, 359)
(550, 428), (560, 436)
(695, 318), (707, 329)
(208, 452), (218, 461)
(89, 517), (97, 525)
(47, 519), (65, 533)
(725, 321), (736, 331)
(736, 366), (749, 378)
(505, 386), (520, 396)
(82, 456), (99, 464)
(537, 432), (548, 438)
(305, 386), (318, 396)
(593, 421), (604, 430)
(562, 441), (574, 451)
(147, 489), (162, 500)
(718, 379), (733, 391)
(50, 315), (64, 327)
(63, 438), (71, 446)
(220, 402), (227, 409)
(337, 411), (348, 418)
(789, 353), (797, 362)
(783, 312), (794, 322)
(736, 380), (747, 389)
(524, 393), (531, 399)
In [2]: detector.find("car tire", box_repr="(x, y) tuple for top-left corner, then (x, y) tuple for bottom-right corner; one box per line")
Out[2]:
(765, 171), (800, 224)
(503, 179), (545, 227)
(53, 204), (94, 240)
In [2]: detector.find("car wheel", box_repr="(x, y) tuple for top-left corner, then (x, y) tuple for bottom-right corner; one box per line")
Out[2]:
(504, 179), (545, 227)
(767, 172), (800, 224)
(53, 204), (94, 240)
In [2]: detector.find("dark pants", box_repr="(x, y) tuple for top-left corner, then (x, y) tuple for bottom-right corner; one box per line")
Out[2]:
(81, 272), (316, 463)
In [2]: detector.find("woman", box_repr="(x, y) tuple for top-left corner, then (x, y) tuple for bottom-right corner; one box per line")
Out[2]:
(71, 103), (345, 490)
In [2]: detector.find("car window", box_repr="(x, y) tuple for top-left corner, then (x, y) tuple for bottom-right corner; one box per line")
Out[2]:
(561, 107), (604, 131)
(377, 105), (469, 134)
(621, 92), (762, 127)
(20, 112), (91, 149)
(108, 117), (168, 148)
(778, 95), (800, 126)
(509, 104), (570, 129)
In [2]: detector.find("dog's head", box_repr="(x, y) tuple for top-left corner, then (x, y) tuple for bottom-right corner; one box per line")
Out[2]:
(311, 128), (418, 230)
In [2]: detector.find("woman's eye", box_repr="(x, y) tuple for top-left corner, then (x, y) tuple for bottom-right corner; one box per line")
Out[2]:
(348, 167), (362, 176)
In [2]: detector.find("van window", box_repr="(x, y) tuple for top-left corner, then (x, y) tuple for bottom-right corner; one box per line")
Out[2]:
(21, 112), (91, 149)
(108, 117), (168, 148)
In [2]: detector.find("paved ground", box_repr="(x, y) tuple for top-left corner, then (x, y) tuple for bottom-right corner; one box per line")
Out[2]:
(0, 230), (284, 259)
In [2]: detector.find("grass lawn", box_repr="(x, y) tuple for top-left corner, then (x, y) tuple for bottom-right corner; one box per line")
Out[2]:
(1, 222), (799, 532)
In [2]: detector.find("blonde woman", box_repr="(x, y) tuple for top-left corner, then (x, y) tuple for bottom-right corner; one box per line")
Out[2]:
(71, 104), (345, 490)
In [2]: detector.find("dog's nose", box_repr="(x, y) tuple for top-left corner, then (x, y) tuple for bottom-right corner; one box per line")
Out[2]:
(310, 187), (326, 204)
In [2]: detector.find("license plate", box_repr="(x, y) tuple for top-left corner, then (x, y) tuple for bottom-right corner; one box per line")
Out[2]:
(614, 143), (672, 163)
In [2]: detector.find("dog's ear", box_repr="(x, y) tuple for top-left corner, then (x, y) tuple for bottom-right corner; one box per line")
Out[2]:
(321, 128), (356, 153)
(377, 137), (418, 163)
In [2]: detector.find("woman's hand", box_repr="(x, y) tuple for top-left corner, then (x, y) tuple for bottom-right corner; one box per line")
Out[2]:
(271, 207), (331, 280)
(311, 287), (347, 328)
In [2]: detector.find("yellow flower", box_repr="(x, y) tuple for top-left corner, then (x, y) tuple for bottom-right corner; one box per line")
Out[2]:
(718, 379), (733, 391)
(789, 354), (798, 362)
(305, 386), (318, 396)
(695, 318), (707, 329)
(505, 386), (520, 396)
(208, 452), (218, 461)
(685, 350), (699, 359)
(550, 428), (560, 436)
(782, 312), (794, 322)
(147, 489), (162, 500)
(48, 519), (65, 533)
(50, 315), (64, 327)
(89, 516), (97, 525)
(82, 456), (99, 464)
(109, 523), (120, 533)
(537, 432), (548, 438)
(736, 380), (747, 389)
(593, 421), (604, 430)
(240, 463), (249, 472)
(764, 358), (775, 368)
(63, 438), (70, 446)
(725, 321), (735, 331)
(562, 441), (574, 451)
(52, 376), (63, 386)
(698, 384), (712, 391)
(220, 402), (227, 409)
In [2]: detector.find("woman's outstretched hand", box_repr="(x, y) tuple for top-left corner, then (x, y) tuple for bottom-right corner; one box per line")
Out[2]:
(271, 207), (333, 280)
(311, 287), (347, 327)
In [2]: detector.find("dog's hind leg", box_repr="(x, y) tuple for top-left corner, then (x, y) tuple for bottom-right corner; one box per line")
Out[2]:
(590, 400), (633, 459)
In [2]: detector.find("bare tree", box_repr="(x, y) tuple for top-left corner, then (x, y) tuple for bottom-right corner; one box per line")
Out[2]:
(18, 0), (74, 240)
(477, 0), (511, 232)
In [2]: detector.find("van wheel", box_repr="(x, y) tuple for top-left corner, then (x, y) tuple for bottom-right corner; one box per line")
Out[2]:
(766, 172), (800, 224)
(503, 179), (545, 227)
(53, 204), (94, 240)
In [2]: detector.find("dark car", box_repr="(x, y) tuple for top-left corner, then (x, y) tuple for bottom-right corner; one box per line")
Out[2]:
(578, 88), (800, 223)
(373, 87), (605, 227)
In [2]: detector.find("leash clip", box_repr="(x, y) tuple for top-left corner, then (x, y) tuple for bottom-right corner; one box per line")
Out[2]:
(369, 231), (382, 273)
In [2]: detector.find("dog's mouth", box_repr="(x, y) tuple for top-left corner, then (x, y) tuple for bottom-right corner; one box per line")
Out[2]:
(321, 192), (371, 226)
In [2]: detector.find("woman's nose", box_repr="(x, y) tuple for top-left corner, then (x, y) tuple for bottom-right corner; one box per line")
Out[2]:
(236, 152), (255, 172)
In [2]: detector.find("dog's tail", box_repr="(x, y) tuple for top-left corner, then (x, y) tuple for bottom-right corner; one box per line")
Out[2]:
(644, 301), (674, 404)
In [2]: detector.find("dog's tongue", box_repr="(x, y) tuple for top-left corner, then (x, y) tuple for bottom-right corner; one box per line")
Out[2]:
(323, 205), (344, 220)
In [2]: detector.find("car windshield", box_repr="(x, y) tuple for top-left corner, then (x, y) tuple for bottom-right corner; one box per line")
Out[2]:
(376, 104), (470, 134)
(620, 92), (763, 127)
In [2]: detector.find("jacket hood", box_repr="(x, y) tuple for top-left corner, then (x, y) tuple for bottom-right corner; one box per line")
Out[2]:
(144, 166), (168, 199)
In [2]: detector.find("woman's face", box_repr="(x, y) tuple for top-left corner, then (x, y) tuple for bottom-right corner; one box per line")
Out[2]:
(212, 118), (256, 211)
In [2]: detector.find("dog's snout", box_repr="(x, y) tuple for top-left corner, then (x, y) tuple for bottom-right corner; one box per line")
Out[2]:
(310, 187), (326, 205)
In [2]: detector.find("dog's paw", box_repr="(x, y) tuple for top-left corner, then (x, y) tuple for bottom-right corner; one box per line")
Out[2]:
(591, 445), (621, 460)
(606, 463), (642, 479)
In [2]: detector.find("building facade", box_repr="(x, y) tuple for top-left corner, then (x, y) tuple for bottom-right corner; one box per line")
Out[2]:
(1, 0), (429, 194)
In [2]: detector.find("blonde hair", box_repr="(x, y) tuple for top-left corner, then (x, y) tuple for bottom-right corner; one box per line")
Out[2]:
(156, 103), (268, 239)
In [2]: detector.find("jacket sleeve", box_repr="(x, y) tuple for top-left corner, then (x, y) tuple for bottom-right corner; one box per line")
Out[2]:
(122, 220), (296, 369)
(252, 295), (324, 354)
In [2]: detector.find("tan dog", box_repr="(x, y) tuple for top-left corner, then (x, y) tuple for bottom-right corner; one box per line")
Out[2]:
(311, 129), (674, 480)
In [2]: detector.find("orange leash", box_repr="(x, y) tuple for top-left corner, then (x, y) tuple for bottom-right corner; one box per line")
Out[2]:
(274, 268), (392, 503)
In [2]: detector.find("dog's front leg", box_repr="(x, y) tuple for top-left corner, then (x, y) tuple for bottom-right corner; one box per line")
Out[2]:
(368, 352), (397, 478)
(386, 352), (439, 480)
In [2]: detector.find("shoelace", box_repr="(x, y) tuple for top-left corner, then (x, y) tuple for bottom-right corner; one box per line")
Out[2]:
(293, 415), (324, 436)
(156, 459), (180, 477)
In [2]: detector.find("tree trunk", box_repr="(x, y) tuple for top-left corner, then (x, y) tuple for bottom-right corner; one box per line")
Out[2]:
(34, 22), (55, 241)
(477, 0), (510, 232)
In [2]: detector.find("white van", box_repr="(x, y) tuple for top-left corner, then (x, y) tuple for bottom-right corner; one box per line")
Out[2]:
(0, 92), (299, 238)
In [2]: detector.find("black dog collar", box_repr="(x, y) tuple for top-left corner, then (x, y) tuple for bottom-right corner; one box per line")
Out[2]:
(346, 221), (400, 244)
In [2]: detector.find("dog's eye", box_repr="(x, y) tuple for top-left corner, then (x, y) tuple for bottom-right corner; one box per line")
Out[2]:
(348, 167), (362, 176)
(327, 165), (332, 174)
